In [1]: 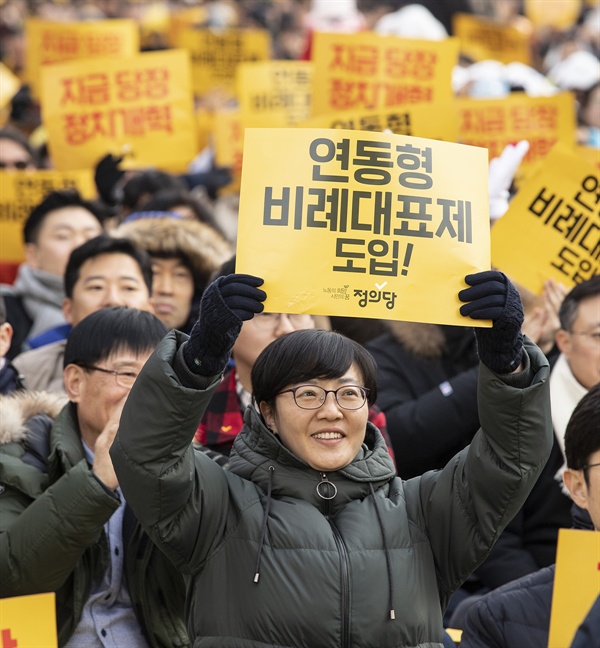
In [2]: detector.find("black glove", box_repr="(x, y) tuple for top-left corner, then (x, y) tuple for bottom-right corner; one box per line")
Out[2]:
(183, 274), (266, 376)
(94, 153), (125, 206)
(458, 270), (524, 374)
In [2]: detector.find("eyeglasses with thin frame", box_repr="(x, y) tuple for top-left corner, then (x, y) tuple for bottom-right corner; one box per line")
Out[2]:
(253, 312), (314, 331)
(275, 384), (370, 410)
(582, 462), (600, 472)
(78, 364), (139, 388)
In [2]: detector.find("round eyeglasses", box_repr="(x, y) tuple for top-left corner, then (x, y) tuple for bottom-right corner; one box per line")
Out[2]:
(253, 312), (314, 331)
(275, 385), (369, 410)
(79, 364), (139, 388)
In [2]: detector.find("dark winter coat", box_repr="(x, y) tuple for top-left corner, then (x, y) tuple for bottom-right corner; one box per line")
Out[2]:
(111, 331), (552, 648)
(0, 391), (190, 648)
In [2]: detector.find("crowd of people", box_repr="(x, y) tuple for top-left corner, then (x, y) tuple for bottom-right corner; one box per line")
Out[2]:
(0, 1), (599, 647)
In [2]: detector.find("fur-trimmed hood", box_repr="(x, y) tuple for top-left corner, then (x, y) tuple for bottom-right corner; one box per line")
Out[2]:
(113, 217), (233, 288)
(0, 390), (67, 445)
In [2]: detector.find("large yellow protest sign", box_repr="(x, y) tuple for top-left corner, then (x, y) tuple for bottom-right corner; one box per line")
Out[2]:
(548, 528), (600, 648)
(0, 169), (96, 265)
(0, 593), (57, 647)
(299, 100), (458, 143)
(237, 61), (312, 128)
(311, 32), (459, 116)
(177, 28), (271, 96)
(456, 92), (576, 181)
(492, 144), (599, 295)
(452, 13), (532, 65)
(25, 18), (139, 99)
(40, 49), (197, 173)
(237, 129), (490, 326)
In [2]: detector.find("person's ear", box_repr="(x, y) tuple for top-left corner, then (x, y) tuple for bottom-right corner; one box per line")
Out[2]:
(63, 298), (74, 324)
(555, 328), (571, 356)
(563, 469), (588, 509)
(24, 242), (40, 269)
(64, 364), (85, 402)
(0, 322), (13, 358)
(259, 401), (277, 433)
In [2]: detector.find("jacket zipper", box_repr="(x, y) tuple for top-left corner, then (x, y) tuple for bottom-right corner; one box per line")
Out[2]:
(320, 473), (351, 648)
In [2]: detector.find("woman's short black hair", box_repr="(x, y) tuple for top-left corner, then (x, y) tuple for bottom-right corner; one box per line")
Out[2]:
(251, 328), (377, 408)
(64, 306), (167, 368)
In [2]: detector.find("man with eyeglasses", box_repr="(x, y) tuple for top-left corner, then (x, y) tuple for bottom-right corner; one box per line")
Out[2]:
(450, 276), (600, 629)
(458, 383), (600, 648)
(0, 306), (199, 647)
(193, 257), (395, 464)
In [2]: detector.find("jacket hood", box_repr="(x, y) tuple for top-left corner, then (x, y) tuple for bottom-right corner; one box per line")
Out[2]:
(113, 217), (232, 288)
(228, 406), (396, 512)
(0, 390), (67, 445)
(385, 321), (448, 358)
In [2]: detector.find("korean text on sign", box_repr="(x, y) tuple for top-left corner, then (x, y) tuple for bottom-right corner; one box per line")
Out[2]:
(237, 128), (490, 327)
(492, 143), (599, 294)
(311, 32), (459, 116)
(25, 18), (139, 98)
(40, 49), (197, 172)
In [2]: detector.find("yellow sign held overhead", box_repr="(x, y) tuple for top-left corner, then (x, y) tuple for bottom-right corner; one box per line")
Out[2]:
(548, 528), (600, 648)
(237, 128), (491, 326)
(25, 18), (139, 99)
(237, 60), (312, 128)
(311, 32), (459, 116)
(452, 13), (532, 65)
(491, 144), (599, 295)
(0, 593), (58, 647)
(40, 49), (197, 173)
(299, 100), (459, 143)
(0, 168), (96, 265)
(177, 27), (271, 96)
(456, 92), (576, 183)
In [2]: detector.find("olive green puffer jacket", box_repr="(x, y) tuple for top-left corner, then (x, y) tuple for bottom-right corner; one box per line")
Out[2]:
(112, 331), (552, 648)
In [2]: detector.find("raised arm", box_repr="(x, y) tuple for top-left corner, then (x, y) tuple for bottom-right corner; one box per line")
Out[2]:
(110, 274), (266, 571)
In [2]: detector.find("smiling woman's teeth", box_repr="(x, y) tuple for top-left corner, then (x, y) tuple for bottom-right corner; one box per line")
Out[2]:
(313, 432), (343, 440)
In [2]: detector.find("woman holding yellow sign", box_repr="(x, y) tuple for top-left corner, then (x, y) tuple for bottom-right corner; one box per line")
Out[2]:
(111, 270), (552, 647)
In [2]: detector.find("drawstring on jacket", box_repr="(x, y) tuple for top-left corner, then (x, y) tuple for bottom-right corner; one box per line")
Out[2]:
(254, 465), (275, 583)
(369, 482), (396, 620)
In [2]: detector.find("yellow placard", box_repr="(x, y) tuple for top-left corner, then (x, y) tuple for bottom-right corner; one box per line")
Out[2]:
(236, 128), (490, 326)
(299, 100), (459, 143)
(0, 168), (96, 265)
(40, 49), (197, 173)
(237, 61), (312, 128)
(0, 592), (57, 647)
(177, 27), (271, 96)
(167, 6), (209, 47)
(311, 32), (459, 116)
(25, 18), (139, 99)
(524, 0), (583, 29)
(213, 108), (243, 195)
(452, 13), (532, 65)
(491, 144), (599, 295)
(575, 145), (600, 172)
(548, 528), (600, 648)
(456, 92), (576, 182)
(0, 62), (20, 111)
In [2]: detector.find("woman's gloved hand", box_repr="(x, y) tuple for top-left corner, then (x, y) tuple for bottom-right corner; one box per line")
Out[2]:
(458, 270), (524, 374)
(183, 274), (266, 376)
